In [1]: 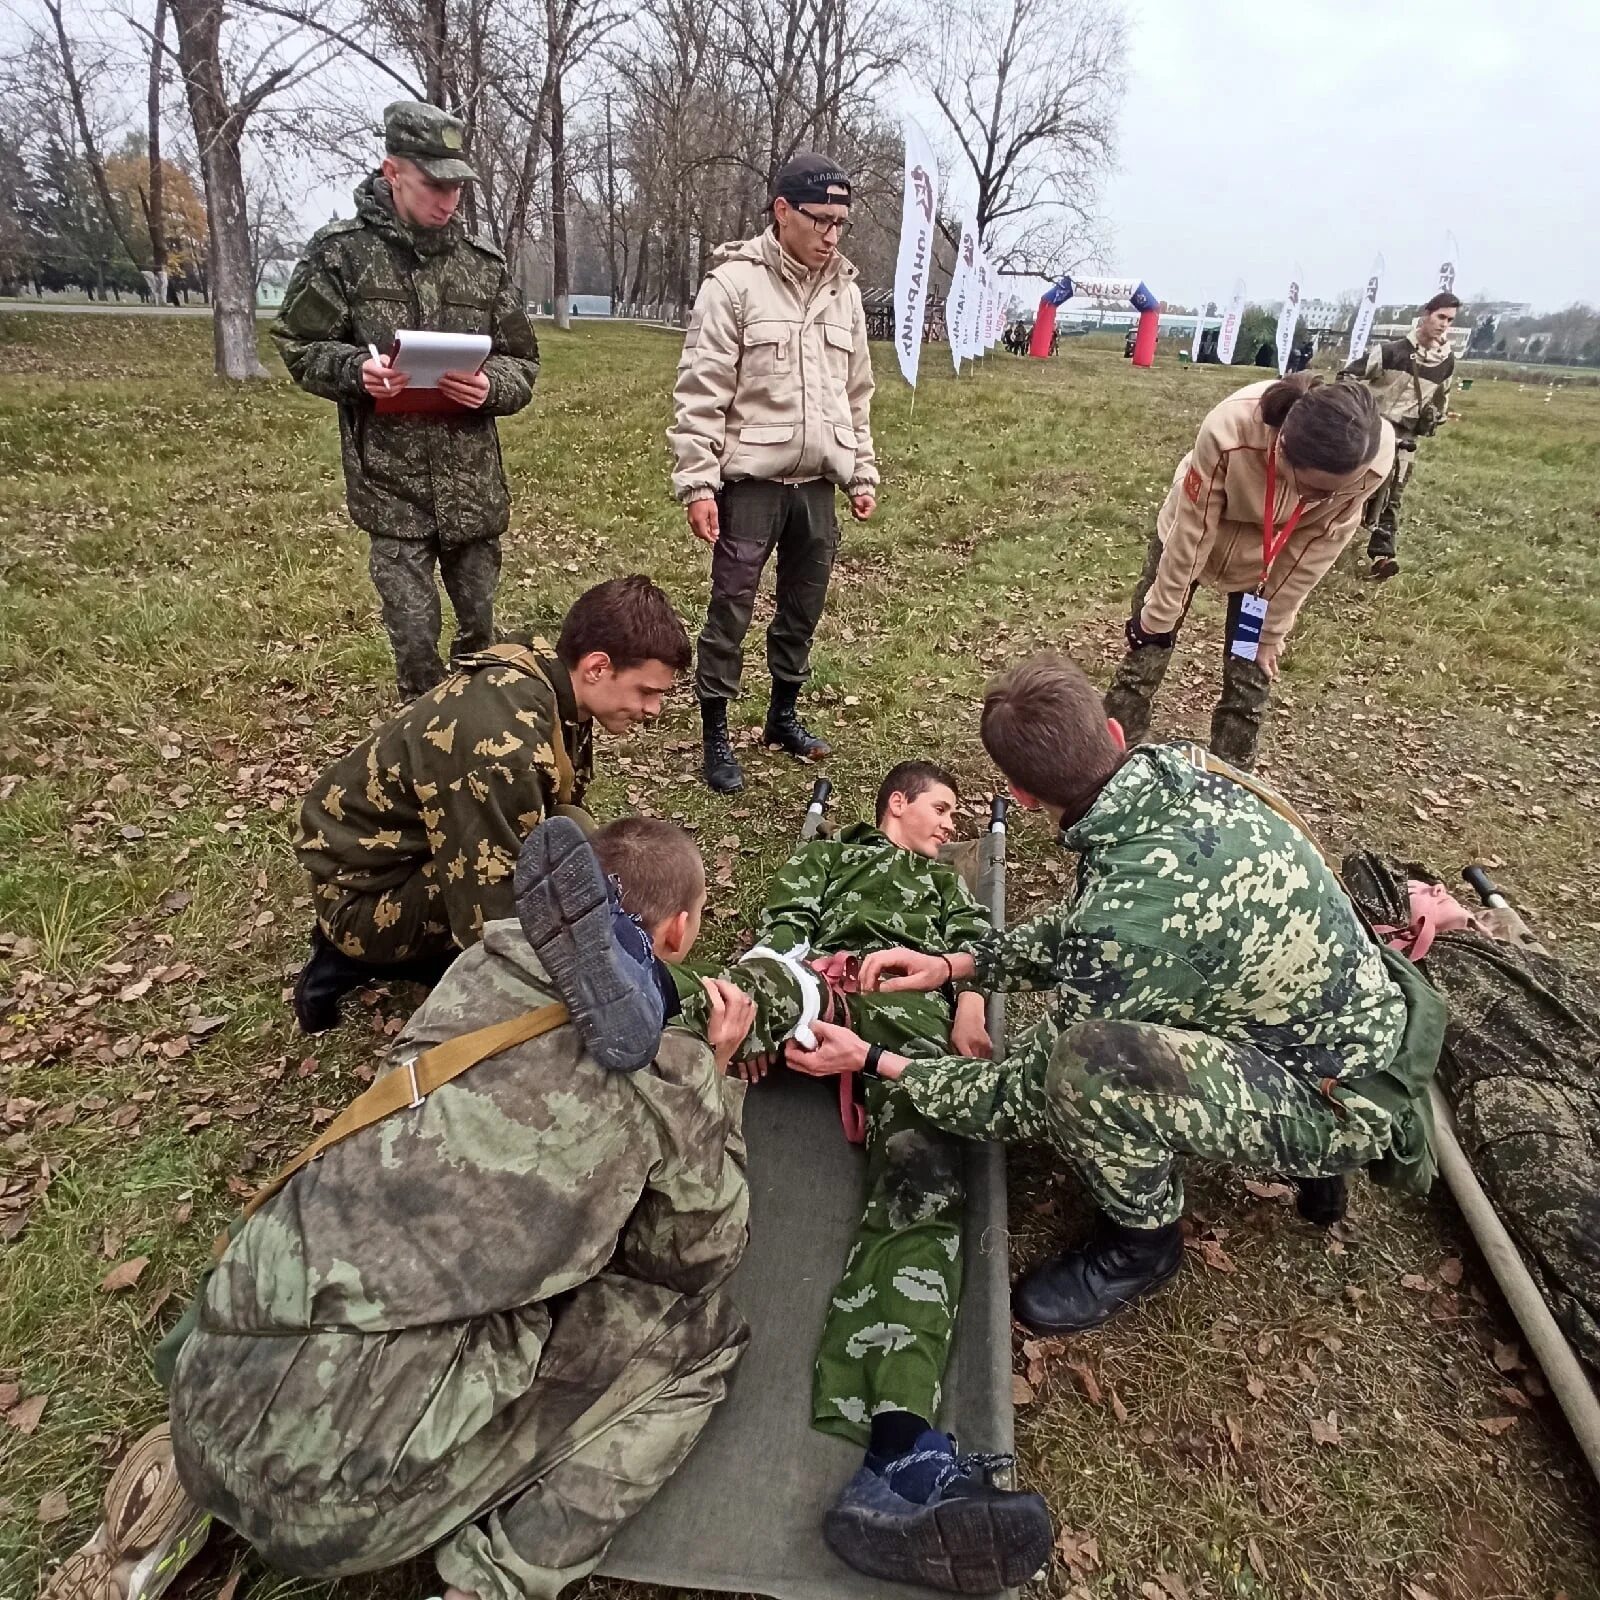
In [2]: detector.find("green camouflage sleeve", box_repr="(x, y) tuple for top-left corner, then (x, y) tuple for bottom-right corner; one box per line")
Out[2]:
(271, 247), (366, 402)
(754, 841), (834, 954)
(481, 269), (541, 417)
(894, 1010), (1057, 1142)
(617, 1034), (749, 1294)
(937, 870), (995, 954)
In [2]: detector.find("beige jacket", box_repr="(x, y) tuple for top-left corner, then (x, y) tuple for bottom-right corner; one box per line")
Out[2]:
(668, 229), (878, 503)
(1143, 380), (1396, 654)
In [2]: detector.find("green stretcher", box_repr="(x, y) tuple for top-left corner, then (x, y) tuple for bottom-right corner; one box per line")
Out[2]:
(598, 784), (1018, 1599)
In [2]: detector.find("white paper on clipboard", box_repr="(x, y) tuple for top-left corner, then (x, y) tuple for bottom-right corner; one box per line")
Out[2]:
(390, 329), (492, 389)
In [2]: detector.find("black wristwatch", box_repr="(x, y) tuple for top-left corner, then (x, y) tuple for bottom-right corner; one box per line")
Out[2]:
(863, 1045), (886, 1079)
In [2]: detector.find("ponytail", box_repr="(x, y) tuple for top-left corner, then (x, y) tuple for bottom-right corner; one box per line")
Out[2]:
(1259, 375), (1382, 476)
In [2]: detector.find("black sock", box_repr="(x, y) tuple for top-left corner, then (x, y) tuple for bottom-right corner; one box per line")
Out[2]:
(867, 1410), (932, 1461)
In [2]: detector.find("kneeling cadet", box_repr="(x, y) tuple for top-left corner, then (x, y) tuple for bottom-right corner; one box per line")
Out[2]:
(792, 652), (1442, 1333)
(44, 819), (755, 1600)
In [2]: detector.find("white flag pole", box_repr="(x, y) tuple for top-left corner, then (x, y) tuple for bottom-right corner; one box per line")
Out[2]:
(1274, 268), (1303, 377)
(1216, 278), (1246, 366)
(892, 114), (939, 392)
(1347, 254), (1385, 364)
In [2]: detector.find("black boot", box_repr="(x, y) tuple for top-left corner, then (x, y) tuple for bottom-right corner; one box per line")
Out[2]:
(1293, 1173), (1348, 1228)
(700, 698), (744, 793)
(763, 677), (831, 761)
(292, 928), (376, 1035)
(1012, 1216), (1185, 1334)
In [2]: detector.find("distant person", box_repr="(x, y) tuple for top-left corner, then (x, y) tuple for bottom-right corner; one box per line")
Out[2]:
(1287, 337), (1315, 373)
(1104, 375), (1394, 769)
(274, 100), (541, 701)
(670, 152), (879, 795)
(1254, 340), (1275, 368)
(1341, 291), (1460, 580)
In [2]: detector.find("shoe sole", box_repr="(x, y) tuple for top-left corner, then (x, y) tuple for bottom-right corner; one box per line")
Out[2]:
(825, 1491), (1053, 1593)
(513, 818), (662, 1073)
(763, 739), (830, 763)
(1012, 1253), (1185, 1335)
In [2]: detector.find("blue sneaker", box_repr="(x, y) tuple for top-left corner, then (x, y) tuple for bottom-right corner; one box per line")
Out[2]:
(513, 817), (665, 1073)
(824, 1430), (1053, 1593)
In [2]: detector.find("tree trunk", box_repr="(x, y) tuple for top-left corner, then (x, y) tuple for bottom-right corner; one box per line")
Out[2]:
(144, 0), (170, 308)
(423, 0), (449, 104)
(550, 65), (570, 330)
(168, 0), (268, 379)
(604, 93), (619, 306)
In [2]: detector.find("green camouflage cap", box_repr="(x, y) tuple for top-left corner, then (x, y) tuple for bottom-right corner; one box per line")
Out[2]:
(383, 100), (477, 183)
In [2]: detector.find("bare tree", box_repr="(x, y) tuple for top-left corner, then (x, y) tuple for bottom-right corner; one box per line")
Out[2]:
(920, 0), (1125, 275)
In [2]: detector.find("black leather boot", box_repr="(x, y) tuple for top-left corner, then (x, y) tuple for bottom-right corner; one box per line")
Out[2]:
(700, 698), (744, 793)
(763, 677), (831, 761)
(1293, 1173), (1348, 1227)
(292, 928), (377, 1035)
(1012, 1216), (1185, 1334)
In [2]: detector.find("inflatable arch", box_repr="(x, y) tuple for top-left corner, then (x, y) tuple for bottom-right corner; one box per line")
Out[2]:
(1030, 275), (1161, 366)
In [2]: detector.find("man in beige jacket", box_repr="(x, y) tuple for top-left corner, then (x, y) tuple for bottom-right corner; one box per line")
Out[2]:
(669, 153), (879, 794)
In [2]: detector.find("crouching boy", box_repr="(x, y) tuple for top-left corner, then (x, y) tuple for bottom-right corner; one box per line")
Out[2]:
(43, 819), (753, 1600)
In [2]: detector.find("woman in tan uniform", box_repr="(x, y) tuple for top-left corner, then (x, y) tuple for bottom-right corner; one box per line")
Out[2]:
(1105, 375), (1393, 769)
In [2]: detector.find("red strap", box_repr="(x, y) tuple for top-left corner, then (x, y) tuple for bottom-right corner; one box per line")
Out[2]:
(1262, 446), (1308, 586)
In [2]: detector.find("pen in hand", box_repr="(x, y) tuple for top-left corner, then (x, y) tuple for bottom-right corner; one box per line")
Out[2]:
(367, 343), (393, 394)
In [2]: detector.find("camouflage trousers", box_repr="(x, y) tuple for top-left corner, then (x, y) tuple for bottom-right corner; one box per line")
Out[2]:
(370, 533), (501, 701)
(675, 959), (964, 1440)
(1104, 533), (1274, 771)
(312, 864), (455, 968)
(1041, 1017), (1395, 1228)
(1361, 443), (1415, 561)
(171, 1275), (746, 1600)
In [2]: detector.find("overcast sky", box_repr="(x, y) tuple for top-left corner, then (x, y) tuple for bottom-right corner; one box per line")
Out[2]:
(1095, 0), (1600, 312)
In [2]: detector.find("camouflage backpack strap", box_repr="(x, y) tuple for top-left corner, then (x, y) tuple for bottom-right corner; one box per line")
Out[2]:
(228, 1002), (570, 1235)
(1179, 743), (1339, 879)
(461, 643), (577, 805)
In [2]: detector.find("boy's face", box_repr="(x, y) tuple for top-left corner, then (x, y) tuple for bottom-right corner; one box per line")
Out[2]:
(882, 782), (960, 859)
(573, 655), (678, 734)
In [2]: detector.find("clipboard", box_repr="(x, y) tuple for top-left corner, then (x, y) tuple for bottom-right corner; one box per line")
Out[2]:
(374, 329), (492, 415)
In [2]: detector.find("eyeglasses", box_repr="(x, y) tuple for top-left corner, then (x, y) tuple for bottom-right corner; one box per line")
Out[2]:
(792, 206), (852, 238)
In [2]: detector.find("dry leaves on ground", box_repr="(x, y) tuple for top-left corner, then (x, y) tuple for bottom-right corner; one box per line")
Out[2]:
(99, 1255), (150, 1293)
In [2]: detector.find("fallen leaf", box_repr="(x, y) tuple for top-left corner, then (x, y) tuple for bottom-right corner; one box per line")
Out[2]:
(37, 1489), (69, 1523)
(6, 1393), (47, 1434)
(1496, 1385), (1533, 1411)
(1246, 1375), (1268, 1401)
(1156, 1574), (1190, 1600)
(1438, 1257), (1465, 1286)
(1066, 1359), (1102, 1406)
(1247, 1537), (1268, 1581)
(1477, 1415), (1519, 1436)
(1309, 1412), (1342, 1447)
(1399, 1273), (1432, 1292)
(1012, 1374), (1035, 1406)
(215, 1568), (244, 1600)
(160, 890), (193, 915)
(99, 1255), (150, 1293)
(1491, 1340), (1524, 1373)
(1242, 1179), (1294, 1202)
(1190, 1236), (1237, 1273)
(0, 1382), (18, 1411)
(1109, 1388), (1129, 1424)
(1225, 1414), (1245, 1454)
(187, 1015), (229, 1039)
(1054, 1528), (1100, 1575)
(183, 1110), (212, 1133)
(1405, 1584), (1444, 1600)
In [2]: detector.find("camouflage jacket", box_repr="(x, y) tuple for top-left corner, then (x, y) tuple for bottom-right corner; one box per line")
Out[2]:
(272, 173), (540, 547)
(897, 744), (1408, 1138)
(294, 644), (594, 946)
(169, 920), (748, 1501)
(1341, 330), (1455, 439)
(757, 823), (992, 957)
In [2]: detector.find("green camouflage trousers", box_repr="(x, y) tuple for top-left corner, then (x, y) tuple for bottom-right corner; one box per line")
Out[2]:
(1362, 443), (1415, 561)
(675, 961), (964, 1440)
(313, 863), (455, 967)
(172, 1275), (744, 1600)
(370, 533), (502, 701)
(1042, 1017), (1396, 1228)
(1104, 533), (1273, 770)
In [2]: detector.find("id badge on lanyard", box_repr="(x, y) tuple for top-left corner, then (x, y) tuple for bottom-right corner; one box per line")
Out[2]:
(1233, 445), (1307, 662)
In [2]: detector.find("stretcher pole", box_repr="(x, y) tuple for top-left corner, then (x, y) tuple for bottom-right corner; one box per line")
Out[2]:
(801, 778), (832, 842)
(980, 795), (1008, 1051)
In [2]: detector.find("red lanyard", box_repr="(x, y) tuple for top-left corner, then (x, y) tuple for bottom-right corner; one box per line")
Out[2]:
(1261, 444), (1307, 590)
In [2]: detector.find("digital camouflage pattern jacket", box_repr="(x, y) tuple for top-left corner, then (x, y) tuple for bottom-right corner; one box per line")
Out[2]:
(294, 644), (593, 947)
(273, 173), (541, 547)
(169, 919), (748, 1514)
(898, 744), (1409, 1140)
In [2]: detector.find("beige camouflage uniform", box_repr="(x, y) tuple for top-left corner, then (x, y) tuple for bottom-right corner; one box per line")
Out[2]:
(167, 920), (748, 1600)
(295, 643), (593, 966)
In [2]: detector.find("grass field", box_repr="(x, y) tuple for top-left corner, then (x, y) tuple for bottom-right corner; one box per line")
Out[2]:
(3, 314), (1599, 1600)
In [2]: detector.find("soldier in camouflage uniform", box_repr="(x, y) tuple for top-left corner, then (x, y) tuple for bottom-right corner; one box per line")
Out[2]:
(1340, 291), (1460, 579)
(161, 821), (757, 1600)
(273, 101), (541, 700)
(290, 575), (691, 1033)
(794, 654), (1442, 1339)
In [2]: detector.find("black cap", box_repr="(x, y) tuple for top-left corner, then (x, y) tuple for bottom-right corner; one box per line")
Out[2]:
(771, 153), (851, 208)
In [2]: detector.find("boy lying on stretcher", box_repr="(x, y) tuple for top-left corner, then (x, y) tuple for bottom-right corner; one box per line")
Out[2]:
(600, 763), (1053, 1593)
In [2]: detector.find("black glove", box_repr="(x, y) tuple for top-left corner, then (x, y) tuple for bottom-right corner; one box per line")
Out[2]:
(1126, 612), (1176, 651)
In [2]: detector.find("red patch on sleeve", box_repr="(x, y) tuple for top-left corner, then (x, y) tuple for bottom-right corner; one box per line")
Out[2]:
(1183, 464), (1203, 504)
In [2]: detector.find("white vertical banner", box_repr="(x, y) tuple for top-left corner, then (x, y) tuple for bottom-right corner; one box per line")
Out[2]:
(1438, 232), (1459, 296)
(1275, 269), (1302, 376)
(948, 213), (978, 374)
(1347, 254), (1384, 364)
(1190, 303), (1208, 363)
(973, 252), (992, 355)
(1216, 278), (1246, 365)
(892, 115), (939, 389)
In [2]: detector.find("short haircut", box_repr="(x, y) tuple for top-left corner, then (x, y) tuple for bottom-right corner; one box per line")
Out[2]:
(593, 816), (705, 931)
(1258, 375), (1382, 476)
(557, 576), (692, 674)
(876, 760), (960, 825)
(980, 652), (1123, 824)
(1423, 292), (1462, 315)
